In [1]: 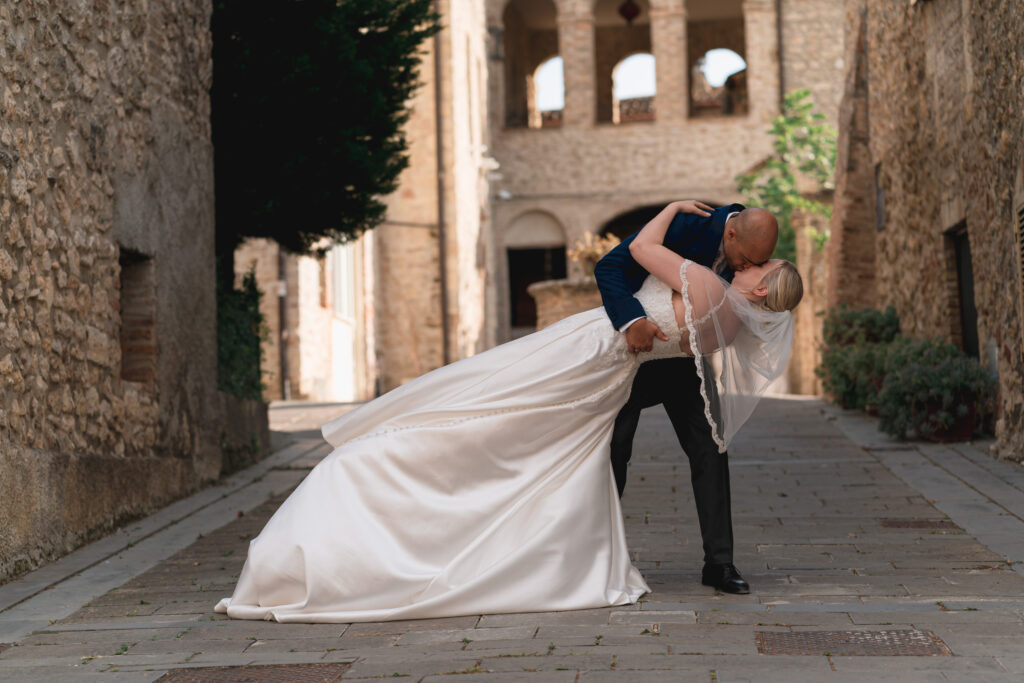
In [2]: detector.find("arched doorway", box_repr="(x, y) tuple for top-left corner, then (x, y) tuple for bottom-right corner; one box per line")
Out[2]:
(504, 211), (567, 334)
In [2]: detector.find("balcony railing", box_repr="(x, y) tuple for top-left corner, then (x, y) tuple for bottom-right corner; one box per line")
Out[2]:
(540, 109), (563, 128)
(617, 96), (655, 123)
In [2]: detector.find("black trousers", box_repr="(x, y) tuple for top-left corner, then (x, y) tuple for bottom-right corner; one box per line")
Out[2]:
(611, 357), (734, 565)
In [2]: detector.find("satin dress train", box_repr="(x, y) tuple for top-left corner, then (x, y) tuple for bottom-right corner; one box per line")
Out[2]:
(215, 276), (686, 622)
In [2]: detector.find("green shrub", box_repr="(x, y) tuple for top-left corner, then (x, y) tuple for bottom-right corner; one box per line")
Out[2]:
(817, 305), (899, 410)
(822, 304), (900, 347)
(817, 342), (888, 411)
(217, 269), (267, 400)
(881, 337), (961, 375)
(878, 355), (997, 440)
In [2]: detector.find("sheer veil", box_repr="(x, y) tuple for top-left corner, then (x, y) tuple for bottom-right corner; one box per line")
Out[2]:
(678, 261), (795, 452)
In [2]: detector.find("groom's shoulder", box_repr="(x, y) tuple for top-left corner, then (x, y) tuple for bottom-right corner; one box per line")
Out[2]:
(716, 203), (746, 219)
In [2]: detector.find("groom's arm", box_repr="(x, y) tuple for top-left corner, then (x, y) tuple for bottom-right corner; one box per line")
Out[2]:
(595, 200), (713, 342)
(594, 237), (646, 331)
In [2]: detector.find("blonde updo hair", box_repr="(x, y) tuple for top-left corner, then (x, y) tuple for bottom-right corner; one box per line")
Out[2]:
(758, 260), (803, 312)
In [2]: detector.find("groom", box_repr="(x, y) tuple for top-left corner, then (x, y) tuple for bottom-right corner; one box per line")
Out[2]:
(594, 201), (778, 595)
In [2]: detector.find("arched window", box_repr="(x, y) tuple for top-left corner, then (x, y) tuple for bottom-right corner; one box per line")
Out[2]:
(594, 0), (653, 124)
(691, 48), (747, 116)
(686, 0), (747, 117)
(504, 211), (567, 333)
(534, 56), (564, 128)
(502, 0), (558, 128)
(612, 53), (656, 124)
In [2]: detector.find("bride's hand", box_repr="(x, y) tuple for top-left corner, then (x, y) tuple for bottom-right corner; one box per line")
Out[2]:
(672, 200), (713, 218)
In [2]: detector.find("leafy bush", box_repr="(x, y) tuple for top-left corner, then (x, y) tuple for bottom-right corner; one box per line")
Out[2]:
(817, 342), (888, 411)
(822, 304), (900, 347)
(878, 355), (997, 440)
(881, 337), (961, 375)
(217, 269), (267, 400)
(816, 305), (900, 410)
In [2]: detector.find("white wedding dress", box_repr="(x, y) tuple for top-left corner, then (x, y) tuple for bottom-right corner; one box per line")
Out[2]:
(214, 259), (800, 623)
(215, 273), (690, 623)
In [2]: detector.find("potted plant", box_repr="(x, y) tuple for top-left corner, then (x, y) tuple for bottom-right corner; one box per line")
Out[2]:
(567, 232), (621, 277)
(529, 233), (620, 330)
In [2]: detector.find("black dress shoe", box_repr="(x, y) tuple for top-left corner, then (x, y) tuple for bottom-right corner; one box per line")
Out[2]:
(701, 563), (750, 594)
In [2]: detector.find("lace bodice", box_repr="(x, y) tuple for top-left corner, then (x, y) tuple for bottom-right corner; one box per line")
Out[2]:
(633, 276), (686, 361)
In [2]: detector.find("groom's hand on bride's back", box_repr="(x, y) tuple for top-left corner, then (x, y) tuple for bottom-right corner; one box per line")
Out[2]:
(625, 319), (669, 353)
(672, 200), (713, 218)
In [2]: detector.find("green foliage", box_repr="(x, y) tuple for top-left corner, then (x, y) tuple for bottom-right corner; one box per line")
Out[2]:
(217, 269), (267, 400)
(817, 342), (888, 411)
(736, 89), (837, 262)
(880, 337), (961, 375)
(816, 305), (995, 441)
(212, 0), (441, 258)
(822, 304), (900, 347)
(816, 305), (900, 409)
(878, 355), (997, 440)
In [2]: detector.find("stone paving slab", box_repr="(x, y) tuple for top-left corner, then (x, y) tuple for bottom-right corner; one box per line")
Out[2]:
(3, 398), (1024, 681)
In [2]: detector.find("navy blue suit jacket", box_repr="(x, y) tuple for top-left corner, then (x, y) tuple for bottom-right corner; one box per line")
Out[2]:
(594, 204), (744, 330)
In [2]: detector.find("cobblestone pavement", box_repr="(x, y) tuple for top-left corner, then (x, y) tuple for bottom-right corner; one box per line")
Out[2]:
(2, 397), (1024, 682)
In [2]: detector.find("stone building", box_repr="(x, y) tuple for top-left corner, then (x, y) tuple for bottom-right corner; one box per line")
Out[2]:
(250, 0), (847, 400)
(0, 1), (266, 583)
(826, 0), (1024, 459)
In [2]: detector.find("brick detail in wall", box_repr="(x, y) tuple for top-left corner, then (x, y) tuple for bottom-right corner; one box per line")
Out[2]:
(118, 248), (158, 388)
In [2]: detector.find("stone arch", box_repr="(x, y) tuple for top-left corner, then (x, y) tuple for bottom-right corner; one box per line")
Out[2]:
(533, 55), (564, 128)
(504, 210), (568, 329)
(611, 52), (656, 124)
(594, 0), (653, 124)
(686, 0), (747, 117)
(501, 0), (560, 128)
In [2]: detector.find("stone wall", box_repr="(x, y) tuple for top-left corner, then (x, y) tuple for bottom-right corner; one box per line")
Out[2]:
(0, 0), (236, 582)
(829, 0), (1024, 459)
(779, 0), (846, 127)
(788, 200), (831, 395)
(825, 2), (876, 310)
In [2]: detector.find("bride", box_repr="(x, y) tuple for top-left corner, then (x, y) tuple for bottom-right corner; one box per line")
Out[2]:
(215, 202), (803, 623)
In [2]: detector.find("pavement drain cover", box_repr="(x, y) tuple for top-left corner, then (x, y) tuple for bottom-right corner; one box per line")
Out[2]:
(756, 629), (952, 656)
(156, 662), (351, 682)
(878, 519), (960, 529)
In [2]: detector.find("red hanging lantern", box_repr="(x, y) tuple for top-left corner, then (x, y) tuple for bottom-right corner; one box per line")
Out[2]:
(618, 0), (641, 26)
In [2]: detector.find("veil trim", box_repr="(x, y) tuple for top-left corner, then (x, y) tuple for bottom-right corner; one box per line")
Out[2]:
(679, 261), (728, 454)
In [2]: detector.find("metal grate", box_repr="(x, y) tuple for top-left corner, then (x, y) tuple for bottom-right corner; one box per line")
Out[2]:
(156, 662), (351, 682)
(756, 629), (952, 656)
(878, 518), (960, 530)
